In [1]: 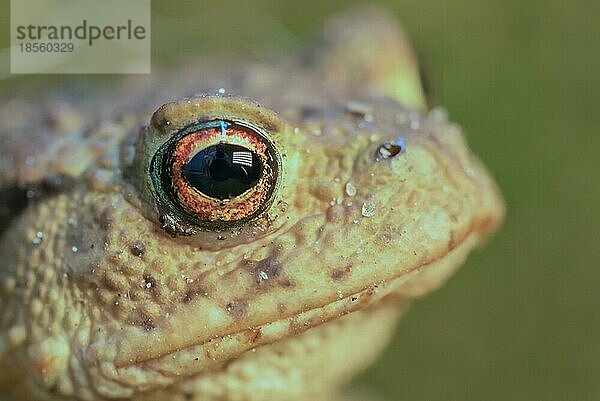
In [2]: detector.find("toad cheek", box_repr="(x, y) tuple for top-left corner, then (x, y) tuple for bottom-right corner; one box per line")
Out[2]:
(345, 132), (503, 285)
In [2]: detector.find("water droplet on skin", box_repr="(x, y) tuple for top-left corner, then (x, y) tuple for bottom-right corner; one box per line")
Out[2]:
(258, 271), (269, 282)
(361, 201), (376, 217)
(464, 165), (476, 177)
(345, 182), (357, 197)
(32, 231), (43, 245)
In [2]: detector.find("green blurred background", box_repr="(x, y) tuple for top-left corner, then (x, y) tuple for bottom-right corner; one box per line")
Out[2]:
(0, 0), (598, 400)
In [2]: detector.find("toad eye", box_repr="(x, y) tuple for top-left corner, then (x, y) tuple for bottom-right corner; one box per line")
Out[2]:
(150, 120), (279, 229)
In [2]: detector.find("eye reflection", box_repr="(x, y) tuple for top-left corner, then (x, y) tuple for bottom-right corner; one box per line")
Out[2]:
(182, 143), (262, 199)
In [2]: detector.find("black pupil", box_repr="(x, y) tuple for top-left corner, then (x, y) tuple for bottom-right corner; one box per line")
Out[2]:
(181, 142), (262, 199)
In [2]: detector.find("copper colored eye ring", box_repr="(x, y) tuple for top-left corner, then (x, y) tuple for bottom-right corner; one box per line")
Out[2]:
(150, 120), (279, 228)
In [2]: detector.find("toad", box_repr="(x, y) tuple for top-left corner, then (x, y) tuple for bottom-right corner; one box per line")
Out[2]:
(0, 8), (503, 401)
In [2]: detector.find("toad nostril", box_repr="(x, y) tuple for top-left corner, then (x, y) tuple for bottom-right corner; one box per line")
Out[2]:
(375, 138), (405, 161)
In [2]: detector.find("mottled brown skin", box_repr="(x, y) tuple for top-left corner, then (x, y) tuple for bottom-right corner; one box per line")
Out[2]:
(0, 8), (503, 401)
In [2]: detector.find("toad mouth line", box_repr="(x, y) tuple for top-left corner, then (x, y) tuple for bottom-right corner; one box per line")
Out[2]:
(113, 229), (484, 370)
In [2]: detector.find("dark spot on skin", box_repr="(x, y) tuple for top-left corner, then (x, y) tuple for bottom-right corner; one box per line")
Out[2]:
(331, 265), (352, 281)
(358, 287), (376, 307)
(243, 256), (293, 289)
(95, 209), (115, 230)
(142, 318), (155, 331)
(0, 175), (75, 237)
(226, 299), (248, 319)
(182, 281), (208, 304)
(245, 327), (262, 344)
(130, 241), (145, 257)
